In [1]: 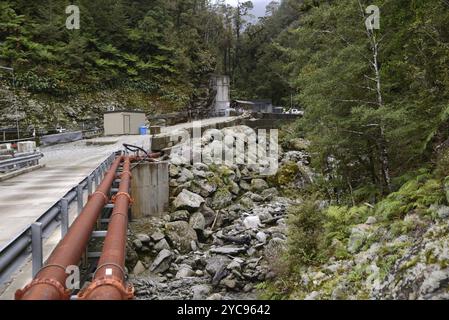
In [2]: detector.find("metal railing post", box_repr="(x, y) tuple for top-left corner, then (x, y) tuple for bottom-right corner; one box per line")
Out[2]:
(60, 198), (69, 237)
(31, 223), (43, 278)
(77, 184), (83, 215)
(87, 176), (93, 195)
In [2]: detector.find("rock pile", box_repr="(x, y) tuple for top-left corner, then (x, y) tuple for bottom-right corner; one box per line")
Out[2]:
(125, 125), (308, 300)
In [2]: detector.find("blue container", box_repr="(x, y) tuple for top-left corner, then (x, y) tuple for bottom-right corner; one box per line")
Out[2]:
(139, 126), (147, 135)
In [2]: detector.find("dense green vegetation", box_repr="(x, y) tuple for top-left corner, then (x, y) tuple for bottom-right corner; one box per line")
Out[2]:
(235, 0), (449, 299)
(0, 0), (253, 129)
(235, 0), (449, 201)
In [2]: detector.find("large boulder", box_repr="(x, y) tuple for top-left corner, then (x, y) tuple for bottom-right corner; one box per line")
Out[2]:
(177, 168), (194, 183)
(206, 255), (232, 276)
(191, 284), (212, 300)
(165, 221), (198, 253)
(210, 188), (233, 209)
(189, 211), (206, 231)
(201, 205), (216, 227)
(150, 249), (173, 274)
(173, 189), (205, 211)
(170, 210), (190, 222)
(251, 179), (269, 192)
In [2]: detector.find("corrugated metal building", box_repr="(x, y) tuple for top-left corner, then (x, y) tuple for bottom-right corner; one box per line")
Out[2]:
(103, 110), (146, 136)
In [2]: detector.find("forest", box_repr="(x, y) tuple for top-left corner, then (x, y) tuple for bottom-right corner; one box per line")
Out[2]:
(2, 0), (449, 300)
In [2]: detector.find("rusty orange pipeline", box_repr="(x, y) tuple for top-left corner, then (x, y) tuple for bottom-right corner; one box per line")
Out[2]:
(77, 156), (133, 300)
(15, 156), (124, 300)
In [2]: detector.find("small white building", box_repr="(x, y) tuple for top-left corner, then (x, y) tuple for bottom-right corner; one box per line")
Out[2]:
(211, 75), (231, 116)
(104, 110), (146, 136)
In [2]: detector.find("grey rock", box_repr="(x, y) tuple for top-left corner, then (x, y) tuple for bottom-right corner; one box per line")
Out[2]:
(154, 239), (171, 251)
(206, 293), (223, 300)
(239, 180), (252, 191)
(195, 270), (204, 277)
(150, 249), (173, 274)
(192, 284), (212, 300)
(176, 265), (195, 279)
(173, 189), (205, 211)
(165, 221), (198, 253)
(256, 231), (267, 243)
(239, 197), (254, 209)
(169, 165), (180, 178)
(261, 188), (279, 201)
(136, 233), (151, 243)
(193, 163), (209, 171)
(243, 216), (262, 229)
(170, 210), (190, 222)
(210, 188), (233, 209)
(201, 205), (216, 227)
(178, 168), (194, 183)
(304, 291), (321, 300)
(133, 261), (146, 275)
(192, 169), (208, 179)
(227, 260), (242, 270)
(151, 231), (166, 242)
(251, 179), (268, 192)
(191, 240), (198, 252)
(437, 206), (449, 219)
(133, 239), (143, 249)
(229, 181), (240, 195)
(206, 255), (232, 276)
(365, 216), (377, 225)
(221, 278), (237, 290)
(189, 211), (206, 231)
(420, 269), (449, 295)
(210, 246), (247, 255)
(347, 226), (369, 254)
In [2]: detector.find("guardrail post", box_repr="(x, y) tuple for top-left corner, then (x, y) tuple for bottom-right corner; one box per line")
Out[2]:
(87, 176), (93, 195)
(61, 198), (69, 237)
(77, 184), (83, 214)
(31, 222), (43, 278)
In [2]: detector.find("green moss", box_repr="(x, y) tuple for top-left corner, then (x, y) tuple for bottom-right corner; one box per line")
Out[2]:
(268, 161), (300, 186)
(399, 256), (419, 272)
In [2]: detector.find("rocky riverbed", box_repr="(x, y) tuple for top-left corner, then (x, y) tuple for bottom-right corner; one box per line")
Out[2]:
(124, 125), (309, 300)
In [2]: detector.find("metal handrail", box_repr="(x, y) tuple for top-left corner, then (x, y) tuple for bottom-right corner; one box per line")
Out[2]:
(0, 152), (117, 286)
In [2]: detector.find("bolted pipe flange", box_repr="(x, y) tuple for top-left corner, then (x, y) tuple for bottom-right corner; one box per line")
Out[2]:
(15, 278), (71, 300)
(77, 277), (134, 300)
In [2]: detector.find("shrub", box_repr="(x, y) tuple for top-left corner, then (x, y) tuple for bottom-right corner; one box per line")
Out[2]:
(287, 198), (327, 268)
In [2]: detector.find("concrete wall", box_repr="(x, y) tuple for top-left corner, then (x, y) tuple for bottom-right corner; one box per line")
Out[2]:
(104, 112), (146, 135)
(131, 162), (169, 218)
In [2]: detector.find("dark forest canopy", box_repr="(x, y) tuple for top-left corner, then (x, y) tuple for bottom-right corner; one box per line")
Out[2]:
(2, 0), (449, 200)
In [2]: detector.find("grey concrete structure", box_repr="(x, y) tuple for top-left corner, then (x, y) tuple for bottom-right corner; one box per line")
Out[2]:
(211, 75), (231, 115)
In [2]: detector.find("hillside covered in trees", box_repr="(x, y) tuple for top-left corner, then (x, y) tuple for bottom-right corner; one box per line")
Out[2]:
(231, 0), (449, 299)
(0, 0), (252, 131)
(2, 0), (449, 300)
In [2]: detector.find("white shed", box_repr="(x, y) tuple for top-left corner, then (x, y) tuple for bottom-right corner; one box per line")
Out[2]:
(103, 111), (146, 136)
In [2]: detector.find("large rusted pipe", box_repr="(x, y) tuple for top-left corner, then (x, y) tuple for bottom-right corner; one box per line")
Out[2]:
(15, 156), (124, 300)
(78, 157), (133, 300)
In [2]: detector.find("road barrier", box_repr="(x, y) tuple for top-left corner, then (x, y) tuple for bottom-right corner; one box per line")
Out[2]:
(0, 153), (117, 288)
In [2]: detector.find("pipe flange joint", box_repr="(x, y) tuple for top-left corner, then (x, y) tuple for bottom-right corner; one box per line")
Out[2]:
(77, 277), (134, 300)
(111, 192), (134, 206)
(15, 278), (71, 300)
